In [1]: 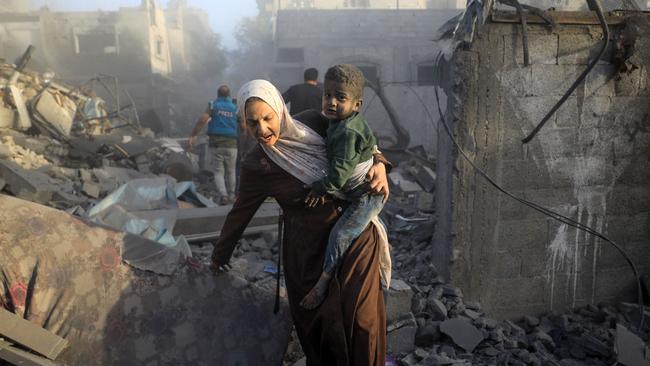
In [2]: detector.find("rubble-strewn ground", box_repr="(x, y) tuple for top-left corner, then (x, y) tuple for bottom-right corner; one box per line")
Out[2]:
(2, 62), (648, 366)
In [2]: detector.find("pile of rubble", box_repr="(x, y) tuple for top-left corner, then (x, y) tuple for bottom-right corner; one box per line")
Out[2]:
(0, 55), (197, 211)
(384, 278), (649, 366)
(376, 159), (650, 366)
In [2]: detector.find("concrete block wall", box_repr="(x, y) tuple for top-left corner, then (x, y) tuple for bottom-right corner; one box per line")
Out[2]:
(435, 17), (650, 319)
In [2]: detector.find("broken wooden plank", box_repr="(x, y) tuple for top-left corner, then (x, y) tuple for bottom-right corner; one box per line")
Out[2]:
(0, 309), (68, 360)
(0, 339), (61, 366)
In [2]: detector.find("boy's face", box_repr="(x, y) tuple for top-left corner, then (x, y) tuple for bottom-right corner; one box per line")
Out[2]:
(322, 80), (362, 121)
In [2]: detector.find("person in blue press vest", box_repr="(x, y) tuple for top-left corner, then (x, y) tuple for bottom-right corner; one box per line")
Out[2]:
(188, 85), (238, 205)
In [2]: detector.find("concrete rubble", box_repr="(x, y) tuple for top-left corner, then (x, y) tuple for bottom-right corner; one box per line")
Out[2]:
(0, 58), (286, 365)
(379, 277), (650, 366)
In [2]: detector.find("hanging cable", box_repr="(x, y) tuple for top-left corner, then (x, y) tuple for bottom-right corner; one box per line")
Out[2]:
(430, 79), (644, 330)
(521, 0), (610, 144)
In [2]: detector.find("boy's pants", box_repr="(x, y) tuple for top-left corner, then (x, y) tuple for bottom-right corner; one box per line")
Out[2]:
(323, 193), (385, 273)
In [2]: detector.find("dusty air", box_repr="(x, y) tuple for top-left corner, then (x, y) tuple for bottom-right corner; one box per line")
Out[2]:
(0, 0), (649, 365)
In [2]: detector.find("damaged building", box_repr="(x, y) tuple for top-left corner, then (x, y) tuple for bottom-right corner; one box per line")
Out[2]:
(0, 0), (222, 136)
(433, 2), (650, 319)
(269, 0), (465, 154)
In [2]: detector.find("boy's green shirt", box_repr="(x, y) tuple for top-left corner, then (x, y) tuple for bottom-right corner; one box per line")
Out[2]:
(312, 112), (377, 195)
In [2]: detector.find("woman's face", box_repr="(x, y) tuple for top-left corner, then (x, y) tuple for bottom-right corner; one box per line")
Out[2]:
(244, 99), (281, 146)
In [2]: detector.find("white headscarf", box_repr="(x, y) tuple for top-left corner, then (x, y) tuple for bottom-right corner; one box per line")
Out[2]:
(237, 79), (328, 185)
(237, 79), (392, 288)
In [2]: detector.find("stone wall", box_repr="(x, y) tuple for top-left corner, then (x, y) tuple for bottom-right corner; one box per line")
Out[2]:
(434, 14), (650, 319)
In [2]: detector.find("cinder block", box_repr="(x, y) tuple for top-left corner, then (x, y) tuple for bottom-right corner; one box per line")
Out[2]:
(496, 66), (533, 97)
(558, 33), (613, 65)
(504, 33), (558, 67)
(515, 96), (559, 129)
(385, 279), (414, 324)
(555, 96), (581, 128)
(499, 160), (556, 191)
(585, 64), (616, 97)
(530, 65), (582, 96)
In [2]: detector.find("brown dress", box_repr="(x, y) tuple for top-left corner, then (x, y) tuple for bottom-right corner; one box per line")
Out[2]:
(213, 113), (387, 366)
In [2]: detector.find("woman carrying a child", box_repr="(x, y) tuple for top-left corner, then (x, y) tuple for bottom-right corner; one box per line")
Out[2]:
(211, 66), (390, 366)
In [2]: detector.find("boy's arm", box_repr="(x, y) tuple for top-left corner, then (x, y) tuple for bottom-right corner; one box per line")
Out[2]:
(312, 129), (363, 196)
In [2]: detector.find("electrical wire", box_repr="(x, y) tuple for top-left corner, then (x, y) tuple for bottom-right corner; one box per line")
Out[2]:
(361, 60), (646, 330)
(430, 78), (645, 330)
(521, 0), (610, 144)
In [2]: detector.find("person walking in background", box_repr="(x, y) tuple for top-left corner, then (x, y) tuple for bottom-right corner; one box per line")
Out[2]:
(189, 85), (238, 205)
(282, 67), (322, 114)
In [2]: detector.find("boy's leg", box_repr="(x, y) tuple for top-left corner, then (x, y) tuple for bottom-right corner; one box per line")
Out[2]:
(302, 194), (384, 309)
(323, 194), (385, 274)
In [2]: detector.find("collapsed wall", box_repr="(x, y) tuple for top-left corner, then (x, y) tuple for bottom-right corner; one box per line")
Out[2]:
(434, 11), (650, 319)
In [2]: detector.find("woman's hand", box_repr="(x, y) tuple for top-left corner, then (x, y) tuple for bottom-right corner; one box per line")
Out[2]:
(210, 258), (232, 275)
(304, 189), (327, 208)
(366, 162), (390, 203)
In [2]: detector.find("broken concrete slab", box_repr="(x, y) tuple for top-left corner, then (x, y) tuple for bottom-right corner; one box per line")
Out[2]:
(415, 165), (436, 192)
(0, 159), (59, 203)
(389, 171), (423, 194)
(387, 312), (417, 355)
(415, 321), (441, 347)
(0, 308), (68, 359)
(0, 339), (61, 366)
(0, 194), (292, 365)
(385, 279), (414, 324)
(81, 181), (100, 198)
(33, 89), (76, 137)
(428, 298), (448, 321)
(152, 202), (281, 240)
(615, 323), (650, 366)
(440, 318), (485, 353)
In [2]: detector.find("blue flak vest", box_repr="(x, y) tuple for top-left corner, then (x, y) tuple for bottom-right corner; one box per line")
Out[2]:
(207, 97), (238, 138)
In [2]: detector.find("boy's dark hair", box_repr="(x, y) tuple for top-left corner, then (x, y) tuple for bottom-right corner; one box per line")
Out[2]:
(217, 85), (230, 97)
(304, 68), (318, 82)
(324, 64), (364, 99)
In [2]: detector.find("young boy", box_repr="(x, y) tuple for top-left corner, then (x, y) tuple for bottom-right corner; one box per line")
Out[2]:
(301, 64), (386, 309)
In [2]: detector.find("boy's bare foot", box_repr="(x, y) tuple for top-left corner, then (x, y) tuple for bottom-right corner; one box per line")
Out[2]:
(300, 273), (331, 309)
